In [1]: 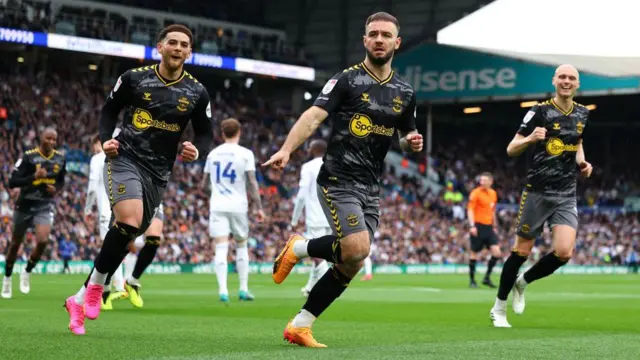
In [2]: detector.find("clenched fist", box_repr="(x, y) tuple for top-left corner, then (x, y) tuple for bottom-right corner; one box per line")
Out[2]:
(527, 127), (547, 143)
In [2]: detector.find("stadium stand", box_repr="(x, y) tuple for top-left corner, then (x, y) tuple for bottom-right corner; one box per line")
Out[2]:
(0, 68), (638, 268)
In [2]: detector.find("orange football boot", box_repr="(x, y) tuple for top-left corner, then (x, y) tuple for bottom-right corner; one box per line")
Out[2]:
(283, 321), (327, 348)
(272, 234), (304, 284)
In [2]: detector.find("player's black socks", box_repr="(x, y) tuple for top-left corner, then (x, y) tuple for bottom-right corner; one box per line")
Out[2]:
(25, 242), (47, 273)
(523, 251), (568, 284)
(307, 235), (342, 264)
(4, 261), (14, 277)
(302, 266), (351, 317)
(25, 259), (37, 273)
(469, 259), (477, 282)
(132, 236), (161, 279)
(486, 256), (499, 278)
(102, 290), (111, 303)
(497, 251), (528, 300)
(94, 222), (139, 274)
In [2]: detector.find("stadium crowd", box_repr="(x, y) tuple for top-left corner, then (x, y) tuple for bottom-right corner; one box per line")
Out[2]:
(0, 69), (639, 269)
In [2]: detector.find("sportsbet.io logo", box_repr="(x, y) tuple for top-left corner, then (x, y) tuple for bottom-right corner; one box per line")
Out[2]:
(132, 108), (180, 132)
(546, 138), (578, 156)
(349, 113), (394, 138)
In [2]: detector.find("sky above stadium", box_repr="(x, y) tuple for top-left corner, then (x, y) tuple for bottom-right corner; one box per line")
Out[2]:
(437, 0), (640, 57)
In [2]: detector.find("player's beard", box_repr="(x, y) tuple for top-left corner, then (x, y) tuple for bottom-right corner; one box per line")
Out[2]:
(366, 48), (395, 66)
(162, 54), (185, 72)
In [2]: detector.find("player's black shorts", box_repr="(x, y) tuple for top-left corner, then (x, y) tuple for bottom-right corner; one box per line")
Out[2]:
(470, 224), (498, 252)
(12, 204), (55, 237)
(515, 189), (578, 240)
(317, 182), (380, 242)
(104, 155), (165, 236)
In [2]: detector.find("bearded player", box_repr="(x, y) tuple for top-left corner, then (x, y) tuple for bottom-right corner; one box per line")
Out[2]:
(264, 12), (422, 347)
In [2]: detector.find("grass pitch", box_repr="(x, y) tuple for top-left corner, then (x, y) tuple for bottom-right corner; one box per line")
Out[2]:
(0, 273), (638, 359)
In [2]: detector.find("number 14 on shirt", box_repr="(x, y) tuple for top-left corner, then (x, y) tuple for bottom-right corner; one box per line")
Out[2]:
(213, 161), (236, 184)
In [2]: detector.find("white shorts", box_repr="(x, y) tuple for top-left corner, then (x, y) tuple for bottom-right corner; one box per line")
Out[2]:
(209, 211), (249, 239)
(305, 226), (333, 239)
(133, 235), (145, 249)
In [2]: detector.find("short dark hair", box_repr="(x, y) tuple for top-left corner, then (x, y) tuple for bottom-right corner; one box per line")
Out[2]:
(309, 139), (327, 157)
(480, 172), (493, 179)
(158, 24), (193, 46)
(92, 134), (101, 144)
(221, 118), (241, 138)
(365, 12), (400, 33)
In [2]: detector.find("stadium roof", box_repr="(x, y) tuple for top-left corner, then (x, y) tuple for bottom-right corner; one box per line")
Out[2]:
(437, 0), (640, 77)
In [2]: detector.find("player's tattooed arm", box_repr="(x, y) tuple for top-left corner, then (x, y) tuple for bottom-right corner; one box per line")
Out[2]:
(281, 106), (329, 154)
(201, 172), (211, 193)
(246, 170), (263, 211)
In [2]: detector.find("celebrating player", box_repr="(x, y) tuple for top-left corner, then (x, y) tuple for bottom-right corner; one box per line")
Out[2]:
(64, 24), (213, 335)
(2, 128), (66, 299)
(467, 172), (501, 288)
(290, 139), (331, 297)
(490, 64), (592, 328)
(263, 12), (422, 347)
(203, 118), (264, 303)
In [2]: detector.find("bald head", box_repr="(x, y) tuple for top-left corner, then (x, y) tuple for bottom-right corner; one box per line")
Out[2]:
(554, 64), (579, 79)
(553, 64), (580, 99)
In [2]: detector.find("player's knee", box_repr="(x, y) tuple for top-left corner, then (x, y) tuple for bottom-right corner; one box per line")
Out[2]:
(340, 232), (370, 263)
(335, 260), (364, 279)
(554, 247), (573, 262)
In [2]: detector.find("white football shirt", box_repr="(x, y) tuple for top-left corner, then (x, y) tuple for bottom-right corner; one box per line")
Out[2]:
(292, 157), (330, 228)
(204, 143), (256, 213)
(86, 152), (110, 219)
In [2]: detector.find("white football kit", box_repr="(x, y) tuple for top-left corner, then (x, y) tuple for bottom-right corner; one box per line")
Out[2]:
(204, 143), (256, 240)
(85, 152), (111, 239)
(292, 157), (332, 238)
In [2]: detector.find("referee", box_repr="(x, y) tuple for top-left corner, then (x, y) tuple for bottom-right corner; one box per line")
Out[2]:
(467, 172), (501, 288)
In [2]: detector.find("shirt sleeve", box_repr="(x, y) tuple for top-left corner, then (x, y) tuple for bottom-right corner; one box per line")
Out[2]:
(291, 164), (309, 225)
(191, 87), (214, 160)
(516, 105), (541, 137)
(313, 72), (349, 114)
(579, 110), (589, 139)
(398, 91), (417, 133)
(100, 71), (133, 144)
(246, 150), (256, 172)
(203, 153), (212, 174)
(8, 155), (34, 188)
(467, 189), (478, 211)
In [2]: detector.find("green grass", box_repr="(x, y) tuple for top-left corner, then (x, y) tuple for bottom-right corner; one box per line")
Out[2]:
(1, 273), (638, 359)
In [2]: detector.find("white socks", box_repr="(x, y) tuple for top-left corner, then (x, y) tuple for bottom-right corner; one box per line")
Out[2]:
(75, 285), (87, 305)
(124, 253), (137, 280)
(494, 298), (507, 311)
(516, 274), (528, 288)
(293, 239), (310, 258)
(215, 242), (229, 296)
(89, 269), (107, 286)
(236, 242), (249, 293)
(112, 263), (125, 292)
(364, 256), (372, 275)
(292, 309), (316, 328)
